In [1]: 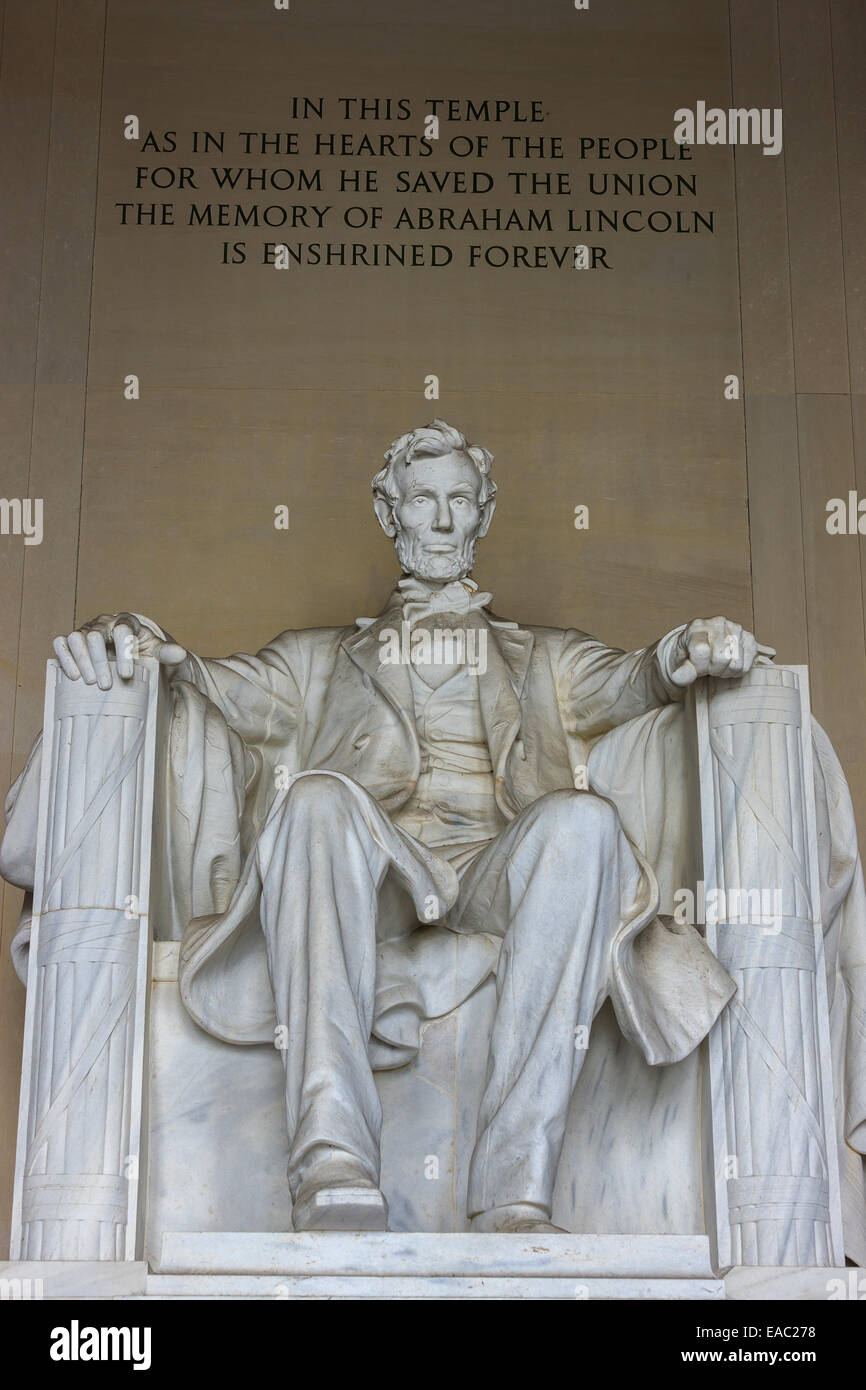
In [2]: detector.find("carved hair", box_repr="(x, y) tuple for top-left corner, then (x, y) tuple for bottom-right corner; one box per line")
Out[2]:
(372, 419), (497, 510)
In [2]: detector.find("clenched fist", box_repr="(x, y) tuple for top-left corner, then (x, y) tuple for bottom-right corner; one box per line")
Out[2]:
(52, 613), (187, 690)
(667, 617), (774, 688)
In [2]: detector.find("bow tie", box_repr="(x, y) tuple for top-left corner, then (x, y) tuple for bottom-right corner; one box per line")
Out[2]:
(396, 577), (493, 626)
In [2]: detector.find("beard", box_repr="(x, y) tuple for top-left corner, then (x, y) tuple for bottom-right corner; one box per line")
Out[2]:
(394, 528), (479, 583)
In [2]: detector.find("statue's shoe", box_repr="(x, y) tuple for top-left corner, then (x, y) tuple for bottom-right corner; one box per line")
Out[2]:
(471, 1203), (567, 1235)
(292, 1158), (389, 1232)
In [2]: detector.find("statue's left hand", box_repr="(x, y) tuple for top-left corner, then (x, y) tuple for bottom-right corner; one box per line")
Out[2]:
(668, 616), (774, 688)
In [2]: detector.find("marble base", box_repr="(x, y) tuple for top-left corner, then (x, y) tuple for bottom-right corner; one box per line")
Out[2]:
(153, 1229), (714, 1277)
(8, 1247), (858, 1299)
(1, 1235), (725, 1300)
(143, 1273), (720, 1299)
(146, 1230), (723, 1299)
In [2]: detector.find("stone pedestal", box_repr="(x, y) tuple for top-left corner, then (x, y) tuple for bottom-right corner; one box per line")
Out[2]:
(0, 1234), (724, 1300)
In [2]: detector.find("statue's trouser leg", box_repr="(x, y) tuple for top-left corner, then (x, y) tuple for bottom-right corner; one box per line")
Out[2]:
(256, 774), (400, 1197)
(456, 789), (645, 1219)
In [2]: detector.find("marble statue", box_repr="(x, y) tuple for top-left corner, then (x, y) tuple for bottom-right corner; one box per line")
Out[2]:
(3, 420), (866, 1277)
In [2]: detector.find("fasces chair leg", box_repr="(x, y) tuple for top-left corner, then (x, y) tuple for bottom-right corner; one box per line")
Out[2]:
(11, 659), (161, 1261)
(695, 665), (844, 1269)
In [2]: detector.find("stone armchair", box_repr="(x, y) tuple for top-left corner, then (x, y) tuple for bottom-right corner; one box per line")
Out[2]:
(2, 656), (862, 1300)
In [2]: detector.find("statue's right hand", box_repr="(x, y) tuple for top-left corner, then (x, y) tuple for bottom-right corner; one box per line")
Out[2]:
(52, 614), (187, 689)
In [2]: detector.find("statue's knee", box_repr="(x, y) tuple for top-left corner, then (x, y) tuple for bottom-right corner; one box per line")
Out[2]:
(284, 773), (352, 819)
(533, 789), (620, 844)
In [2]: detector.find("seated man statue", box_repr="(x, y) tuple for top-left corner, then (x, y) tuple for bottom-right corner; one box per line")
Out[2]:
(7, 419), (772, 1236)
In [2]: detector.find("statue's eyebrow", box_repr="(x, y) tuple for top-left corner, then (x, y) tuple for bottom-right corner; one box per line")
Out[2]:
(405, 485), (476, 500)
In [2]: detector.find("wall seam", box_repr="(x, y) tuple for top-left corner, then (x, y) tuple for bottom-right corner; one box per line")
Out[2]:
(73, 0), (109, 629)
(827, 0), (866, 656)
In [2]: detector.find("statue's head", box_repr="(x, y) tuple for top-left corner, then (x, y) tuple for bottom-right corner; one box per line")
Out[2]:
(372, 420), (497, 583)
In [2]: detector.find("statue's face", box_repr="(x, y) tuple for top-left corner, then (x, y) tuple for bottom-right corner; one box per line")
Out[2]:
(389, 452), (487, 582)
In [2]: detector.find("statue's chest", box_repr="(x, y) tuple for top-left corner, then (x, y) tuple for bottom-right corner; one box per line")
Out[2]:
(407, 615), (469, 690)
(411, 657), (465, 690)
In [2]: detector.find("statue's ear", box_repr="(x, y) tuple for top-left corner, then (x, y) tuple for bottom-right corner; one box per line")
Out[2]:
(373, 495), (397, 538)
(476, 494), (496, 539)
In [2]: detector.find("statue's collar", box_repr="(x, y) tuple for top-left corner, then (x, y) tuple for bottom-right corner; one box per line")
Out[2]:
(355, 577), (518, 631)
